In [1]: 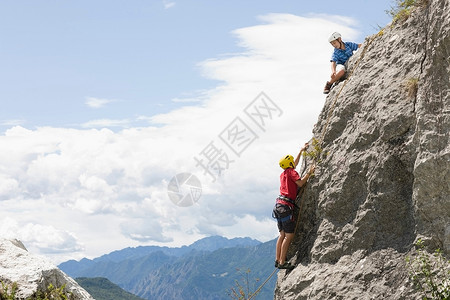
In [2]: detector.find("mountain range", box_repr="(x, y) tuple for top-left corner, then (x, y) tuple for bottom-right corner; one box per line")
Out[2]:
(59, 236), (277, 300)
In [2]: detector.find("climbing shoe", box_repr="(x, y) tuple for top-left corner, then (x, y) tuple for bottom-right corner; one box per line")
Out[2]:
(323, 81), (332, 94)
(274, 260), (279, 268)
(277, 262), (295, 270)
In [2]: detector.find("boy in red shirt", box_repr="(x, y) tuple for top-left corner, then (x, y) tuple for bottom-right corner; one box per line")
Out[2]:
(274, 143), (315, 269)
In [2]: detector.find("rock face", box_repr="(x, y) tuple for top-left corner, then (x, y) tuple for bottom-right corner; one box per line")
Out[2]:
(0, 239), (94, 299)
(276, 0), (449, 299)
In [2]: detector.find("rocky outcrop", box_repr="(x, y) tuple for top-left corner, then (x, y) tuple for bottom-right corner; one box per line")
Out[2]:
(0, 239), (93, 299)
(276, 0), (449, 299)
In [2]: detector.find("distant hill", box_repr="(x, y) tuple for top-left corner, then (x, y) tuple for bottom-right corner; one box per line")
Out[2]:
(132, 239), (277, 300)
(75, 277), (144, 300)
(60, 236), (276, 300)
(60, 236), (260, 274)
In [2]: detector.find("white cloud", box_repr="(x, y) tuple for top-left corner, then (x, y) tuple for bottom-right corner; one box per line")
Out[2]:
(85, 97), (116, 109)
(163, 0), (175, 9)
(0, 14), (360, 262)
(0, 175), (19, 199)
(0, 217), (84, 255)
(120, 218), (172, 243)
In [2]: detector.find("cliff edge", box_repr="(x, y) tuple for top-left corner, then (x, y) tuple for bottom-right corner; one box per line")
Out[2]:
(276, 0), (449, 299)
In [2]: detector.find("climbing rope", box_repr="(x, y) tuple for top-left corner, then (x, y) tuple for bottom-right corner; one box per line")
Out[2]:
(288, 31), (382, 265)
(293, 183), (308, 238)
(247, 268), (278, 300)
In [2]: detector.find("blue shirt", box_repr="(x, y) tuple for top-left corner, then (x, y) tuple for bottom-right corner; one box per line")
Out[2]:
(330, 41), (359, 65)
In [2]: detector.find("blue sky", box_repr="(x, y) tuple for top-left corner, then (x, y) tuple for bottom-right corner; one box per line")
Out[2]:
(0, 0), (394, 263)
(0, 0), (392, 131)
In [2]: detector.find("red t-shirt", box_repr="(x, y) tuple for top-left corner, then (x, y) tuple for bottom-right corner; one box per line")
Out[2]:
(279, 168), (300, 202)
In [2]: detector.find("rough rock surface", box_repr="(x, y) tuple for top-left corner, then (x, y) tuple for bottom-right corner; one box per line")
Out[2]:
(0, 239), (94, 299)
(276, 0), (449, 299)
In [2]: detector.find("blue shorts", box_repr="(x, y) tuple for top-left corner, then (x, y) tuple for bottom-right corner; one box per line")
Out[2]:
(277, 217), (295, 233)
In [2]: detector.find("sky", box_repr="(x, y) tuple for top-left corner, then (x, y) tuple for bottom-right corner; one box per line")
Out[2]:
(0, 0), (393, 264)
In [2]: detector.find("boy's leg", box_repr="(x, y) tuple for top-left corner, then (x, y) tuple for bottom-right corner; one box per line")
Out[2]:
(330, 64), (346, 84)
(332, 69), (346, 83)
(323, 81), (333, 94)
(276, 230), (285, 264)
(325, 64), (346, 93)
(279, 232), (294, 264)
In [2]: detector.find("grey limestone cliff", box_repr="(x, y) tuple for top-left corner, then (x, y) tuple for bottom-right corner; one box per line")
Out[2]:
(0, 239), (94, 299)
(276, 0), (449, 299)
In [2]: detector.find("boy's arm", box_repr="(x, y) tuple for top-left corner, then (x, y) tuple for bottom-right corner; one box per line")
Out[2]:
(295, 164), (316, 187)
(349, 42), (360, 50)
(331, 61), (337, 73)
(294, 143), (308, 168)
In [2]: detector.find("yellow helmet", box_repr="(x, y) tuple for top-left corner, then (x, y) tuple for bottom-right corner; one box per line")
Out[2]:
(279, 155), (294, 169)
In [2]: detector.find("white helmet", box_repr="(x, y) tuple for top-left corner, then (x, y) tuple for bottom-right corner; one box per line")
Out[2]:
(328, 32), (342, 43)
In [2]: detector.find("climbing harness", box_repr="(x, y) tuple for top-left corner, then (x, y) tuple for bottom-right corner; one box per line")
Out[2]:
(272, 204), (292, 223)
(272, 196), (295, 222)
(277, 195), (298, 208)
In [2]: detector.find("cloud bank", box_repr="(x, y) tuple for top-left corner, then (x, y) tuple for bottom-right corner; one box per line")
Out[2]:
(0, 13), (361, 263)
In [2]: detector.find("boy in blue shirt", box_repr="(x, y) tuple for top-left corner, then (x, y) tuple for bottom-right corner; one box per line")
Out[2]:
(323, 32), (361, 94)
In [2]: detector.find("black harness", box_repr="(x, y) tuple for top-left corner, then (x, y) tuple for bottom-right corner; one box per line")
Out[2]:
(276, 195), (297, 207)
(272, 195), (297, 222)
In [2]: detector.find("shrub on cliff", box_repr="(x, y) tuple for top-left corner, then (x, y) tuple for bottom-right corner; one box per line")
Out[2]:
(0, 282), (74, 300)
(406, 240), (450, 300)
(387, 0), (429, 24)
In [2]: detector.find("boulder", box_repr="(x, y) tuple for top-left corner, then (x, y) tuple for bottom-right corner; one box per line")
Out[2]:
(0, 239), (94, 299)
